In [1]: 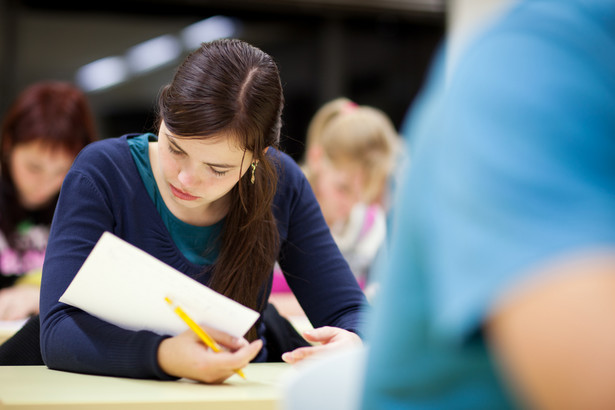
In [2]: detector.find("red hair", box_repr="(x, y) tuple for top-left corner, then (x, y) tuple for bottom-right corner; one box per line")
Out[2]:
(1, 81), (96, 161)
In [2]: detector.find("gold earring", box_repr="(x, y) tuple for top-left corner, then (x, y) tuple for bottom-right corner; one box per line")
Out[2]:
(251, 162), (257, 184)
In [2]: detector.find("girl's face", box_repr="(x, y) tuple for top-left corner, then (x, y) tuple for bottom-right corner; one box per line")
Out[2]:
(313, 156), (365, 227)
(155, 121), (253, 221)
(9, 140), (74, 210)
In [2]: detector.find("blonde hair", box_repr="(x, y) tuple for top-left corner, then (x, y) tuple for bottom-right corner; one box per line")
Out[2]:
(304, 97), (400, 204)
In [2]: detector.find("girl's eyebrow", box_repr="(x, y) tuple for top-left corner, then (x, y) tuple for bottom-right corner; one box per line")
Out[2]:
(167, 133), (236, 169)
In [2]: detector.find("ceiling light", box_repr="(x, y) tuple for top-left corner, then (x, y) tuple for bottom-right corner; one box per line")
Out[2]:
(75, 56), (128, 92)
(125, 34), (182, 74)
(181, 16), (238, 50)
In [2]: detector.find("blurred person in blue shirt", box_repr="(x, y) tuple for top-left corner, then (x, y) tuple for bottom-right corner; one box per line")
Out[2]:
(361, 0), (615, 408)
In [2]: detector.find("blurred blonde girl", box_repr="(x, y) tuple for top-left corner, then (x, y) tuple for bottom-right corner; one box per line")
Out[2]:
(303, 97), (401, 288)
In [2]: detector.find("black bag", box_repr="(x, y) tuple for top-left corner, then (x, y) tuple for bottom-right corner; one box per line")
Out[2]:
(261, 303), (310, 362)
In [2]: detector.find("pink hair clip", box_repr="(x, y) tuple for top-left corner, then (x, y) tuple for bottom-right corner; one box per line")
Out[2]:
(341, 101), (358, 114)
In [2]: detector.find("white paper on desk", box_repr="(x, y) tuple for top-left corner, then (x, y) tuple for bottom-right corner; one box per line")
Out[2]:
(59, 231), (260, 338)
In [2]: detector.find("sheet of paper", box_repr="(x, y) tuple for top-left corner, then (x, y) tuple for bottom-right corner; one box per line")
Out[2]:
(59, 231), (260, 338)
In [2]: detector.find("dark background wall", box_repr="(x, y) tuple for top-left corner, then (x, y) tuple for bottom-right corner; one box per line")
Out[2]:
(0, 0), (445, 161)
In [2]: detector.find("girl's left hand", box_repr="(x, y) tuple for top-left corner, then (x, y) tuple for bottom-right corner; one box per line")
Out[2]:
(281, 326), (362, 364)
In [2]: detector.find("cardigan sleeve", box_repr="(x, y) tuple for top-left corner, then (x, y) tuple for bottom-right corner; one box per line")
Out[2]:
(274, 152), (368, 335)
(39, 144), (174, 380)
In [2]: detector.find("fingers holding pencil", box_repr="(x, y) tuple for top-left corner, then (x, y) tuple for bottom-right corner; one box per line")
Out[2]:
(205, 337), (263, 376)
(157, 328), (263, 384)
(197, 325), (250, 351)
(163, 297), (258, 381)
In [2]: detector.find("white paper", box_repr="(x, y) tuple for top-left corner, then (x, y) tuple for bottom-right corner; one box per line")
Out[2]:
(59, 231), (260, 338)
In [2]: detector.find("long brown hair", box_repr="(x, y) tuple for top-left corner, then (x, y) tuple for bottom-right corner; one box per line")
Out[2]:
(0, 81), (97, 241)
(158, 39), (283, 340)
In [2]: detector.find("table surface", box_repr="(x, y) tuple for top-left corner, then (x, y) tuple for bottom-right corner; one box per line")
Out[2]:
(0, 363), (291, 409)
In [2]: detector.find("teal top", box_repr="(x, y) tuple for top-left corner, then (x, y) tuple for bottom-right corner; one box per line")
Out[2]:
(127, 133), (222, 265)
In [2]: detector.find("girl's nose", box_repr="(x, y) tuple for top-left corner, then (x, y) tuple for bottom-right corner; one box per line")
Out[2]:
(177, 168), (193, 187)
(177, 160), (202, 188)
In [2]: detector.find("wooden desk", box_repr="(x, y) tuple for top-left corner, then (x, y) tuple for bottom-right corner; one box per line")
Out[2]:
(0, 363), (291, 409)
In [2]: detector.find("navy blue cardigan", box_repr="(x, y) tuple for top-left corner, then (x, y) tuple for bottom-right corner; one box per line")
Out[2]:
(40, 135), (367, 379)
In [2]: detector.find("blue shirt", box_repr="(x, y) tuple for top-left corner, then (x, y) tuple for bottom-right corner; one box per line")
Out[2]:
(362, 1), (615, 408)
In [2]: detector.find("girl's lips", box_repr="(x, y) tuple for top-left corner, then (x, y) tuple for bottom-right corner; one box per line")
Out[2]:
(170, 184), (198, 201)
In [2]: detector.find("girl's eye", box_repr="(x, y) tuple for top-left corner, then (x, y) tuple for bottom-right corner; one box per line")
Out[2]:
(168, 145), (183, 155)
(212, 169), (227, 177)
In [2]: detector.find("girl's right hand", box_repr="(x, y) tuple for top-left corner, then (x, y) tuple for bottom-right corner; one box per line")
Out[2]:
(157, 326), (263, 384)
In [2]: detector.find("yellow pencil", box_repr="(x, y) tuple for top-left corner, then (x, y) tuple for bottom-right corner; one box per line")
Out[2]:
(165, 296), (246, 379)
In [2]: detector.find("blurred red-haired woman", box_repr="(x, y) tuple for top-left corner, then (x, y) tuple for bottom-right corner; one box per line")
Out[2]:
(0, 81), (97, 319)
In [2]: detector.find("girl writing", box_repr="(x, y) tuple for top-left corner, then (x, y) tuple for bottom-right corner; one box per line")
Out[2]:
(40, 39), (366, 383)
